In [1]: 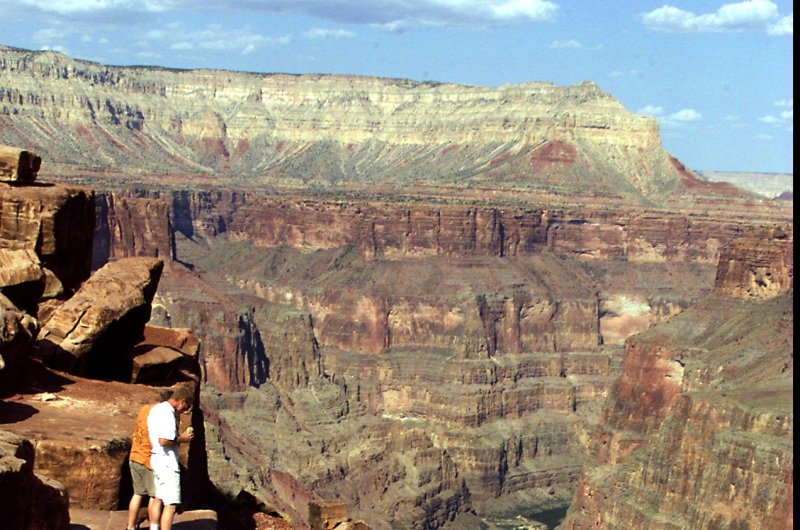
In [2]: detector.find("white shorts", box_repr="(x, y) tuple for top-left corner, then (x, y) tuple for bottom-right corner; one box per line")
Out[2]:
(153, 467), (181, 505)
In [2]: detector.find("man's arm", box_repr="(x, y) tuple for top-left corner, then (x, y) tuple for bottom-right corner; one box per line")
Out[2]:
(158, 428), (194, 447)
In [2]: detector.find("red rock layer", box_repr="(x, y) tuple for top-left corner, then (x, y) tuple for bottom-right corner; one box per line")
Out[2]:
(714, 228), (793, 299)
(147, 191), (744, 262)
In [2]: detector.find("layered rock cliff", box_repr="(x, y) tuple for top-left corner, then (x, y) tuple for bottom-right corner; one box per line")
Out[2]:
(0, 45), (745, 203)
(560, 231), (793, 530)
(81, 183), (791, 529)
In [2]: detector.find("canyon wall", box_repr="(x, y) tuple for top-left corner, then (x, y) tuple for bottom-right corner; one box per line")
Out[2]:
(561, 231), (793, 530)
(0, 45), (745, 203)
(85, 185), (791, 529)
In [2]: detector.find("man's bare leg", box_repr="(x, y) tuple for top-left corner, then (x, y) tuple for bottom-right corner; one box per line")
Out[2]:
(160, 504), (177, 530)
(148, 496), (163, 528)
(126, 493), (143, 530)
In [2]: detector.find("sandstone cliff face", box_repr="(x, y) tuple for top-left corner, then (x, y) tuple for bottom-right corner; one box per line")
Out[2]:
(98, 189), (765, 265)
(95, 188), (767, 358)
(0, 45), (726, 202)
(714, 229), (793, 299)
(93, 192), (175, 269)
(561, 231), (794, 530)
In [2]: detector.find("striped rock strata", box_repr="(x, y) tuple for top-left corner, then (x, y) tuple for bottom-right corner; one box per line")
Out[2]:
(0, 45), (738, 203)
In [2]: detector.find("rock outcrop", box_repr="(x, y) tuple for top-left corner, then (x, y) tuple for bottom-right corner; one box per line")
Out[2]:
(0, 180), (94, 311)
(0, 292), (37, 384)
(35, 257), (164, 377)
(0, 145), (41, 184)
(0, 430), (69, 530)
(714, 228), (793, 299)
(0, 145), (210, 529)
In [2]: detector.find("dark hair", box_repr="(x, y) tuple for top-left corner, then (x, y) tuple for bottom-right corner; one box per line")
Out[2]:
(170, 385), (195, 406)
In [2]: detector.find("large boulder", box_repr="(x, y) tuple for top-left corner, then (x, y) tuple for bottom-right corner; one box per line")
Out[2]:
(0, 146), (41, 184)
(0, 182), (94, 297)
(0, 248), (48, 313)
(130, 325), (201, 385)
(0, 430), (34, 530)
(2, 373), (161, 510)
(35, 257), (164, 378)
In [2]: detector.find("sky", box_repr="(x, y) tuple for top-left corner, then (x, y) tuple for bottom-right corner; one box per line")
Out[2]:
(0, 0), (793, 173)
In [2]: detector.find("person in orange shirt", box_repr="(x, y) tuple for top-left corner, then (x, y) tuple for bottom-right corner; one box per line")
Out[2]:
(126, 395), (166, 530)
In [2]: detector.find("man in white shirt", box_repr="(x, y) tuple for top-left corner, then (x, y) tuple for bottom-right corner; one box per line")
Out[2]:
(146, 385), (195, 530)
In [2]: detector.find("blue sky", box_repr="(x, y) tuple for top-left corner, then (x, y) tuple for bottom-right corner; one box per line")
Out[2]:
(0, 0), (793, 173)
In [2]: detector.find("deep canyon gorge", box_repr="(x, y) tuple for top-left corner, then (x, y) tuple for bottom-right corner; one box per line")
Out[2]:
(0, 45), (793, 530)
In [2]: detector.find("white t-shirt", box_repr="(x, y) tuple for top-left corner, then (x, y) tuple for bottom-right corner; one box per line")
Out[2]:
(147, 400), (179, 471)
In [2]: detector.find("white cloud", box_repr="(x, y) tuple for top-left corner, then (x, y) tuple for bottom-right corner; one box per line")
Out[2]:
(490, 0), (558, 20)
(151, 24), (290, 54)
(669, 108), (702, 121)
(145, 30), (168, 40)
(266, 35), (292, 45)
(723, 114), (740, 121)
(642, 0), (788, 34)
(39, 44), (68, 53)
(33, 27), (73, 44)
(136, 51), (161, 59)
(638, 105), (665, 115)
(635, 105), (702, 126)
(17, 0), (172, 15)
(11, 0), (560, 30)
(549, 38), (602, 50)
(768, 13), (793, 34)
(229, 0), (558, 29)
(759, 107), (793, 125)
(774, 98), (794, 107)
(303, 28), (357, 39)
(550, 39), (582, 48)
(370, 20), (412, 32)
(649, 107), (703, 128)
(607, 69), (640, 78)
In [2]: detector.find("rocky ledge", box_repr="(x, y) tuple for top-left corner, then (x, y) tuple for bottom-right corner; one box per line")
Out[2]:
(0, 148), (211, 529)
